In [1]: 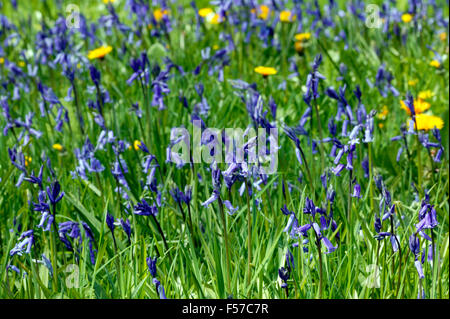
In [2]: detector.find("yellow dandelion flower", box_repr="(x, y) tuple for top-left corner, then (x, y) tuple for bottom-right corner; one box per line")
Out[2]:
(418, 90), (434, 101)
(439, 32), (447, 41)
(251, 5), (270, 20)
(430, 60), (441, 68)
(294, 41), (304, 53)
(377, 105), (389, 120)
(208, 13), (224, 24)
(280, 10), (296, 22)
(254, 66), (277, 77)
(378, 123), (384, 128)
(153, 9), (169, 22)
(88, 45), (112, 60)
(400, 99), (431, 115)
(52, 143), (64, 151)
(401, 13), (413, 23)
(295, 32), (311, 42)
(18, 61), (25, 68)
(213, 44), (219, 50)
(25, 156), (32, 167)
(412, 114), (444, 131)
(103, 0), (115, 4)
(0, 57), (4, 64)
(134, 140), (142, 151)
(198, 8), (213, 18)
(408, 79), (418, 86)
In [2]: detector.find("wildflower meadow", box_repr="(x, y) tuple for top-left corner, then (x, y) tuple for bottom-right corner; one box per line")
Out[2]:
(0, 0), (448, 301)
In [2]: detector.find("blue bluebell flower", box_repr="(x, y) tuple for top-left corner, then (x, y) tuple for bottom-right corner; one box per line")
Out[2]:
(10, 230), (34, 256)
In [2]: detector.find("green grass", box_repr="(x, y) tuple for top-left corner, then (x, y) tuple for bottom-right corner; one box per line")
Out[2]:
(0, 0), (448, 299)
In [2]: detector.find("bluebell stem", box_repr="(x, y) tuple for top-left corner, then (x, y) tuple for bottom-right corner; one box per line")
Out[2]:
(283, 125), (313, 193)
(134, 199), (168, 250)
(171, 185), (196, 242)
(202, 163), (232, 293)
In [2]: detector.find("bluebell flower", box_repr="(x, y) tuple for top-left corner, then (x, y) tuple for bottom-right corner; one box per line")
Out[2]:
(25, 165), (44, 189)
(7, 264), (22, 276)
(127, 52), (149, 86)
(283, 208), (300, 240)
(134, 199), (158, 216)
(89, 65), (101, 87)
(278, 267), (289, 288)
(8, 147), (27, 187)
(223, 200), (239, 215)
(147, 256), (158, 278)
(151, 69), (171, 110)
(120, 218), (132, 242)
(58, 221), (82, 252)
(37, 253), (53, 277)
(46, 180), (64, 205)
(106, 212), (115, 234)
(153, 278), (167, 299)
(352, 183), (362, 199)
(10, 230), (34, 256)
(285, 249), (295, 272)
(34, 191), (53, 231)
(82, 222), (96, 265)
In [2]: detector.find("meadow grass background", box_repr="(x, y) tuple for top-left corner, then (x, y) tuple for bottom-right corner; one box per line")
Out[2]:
(0, 0), (448, 299)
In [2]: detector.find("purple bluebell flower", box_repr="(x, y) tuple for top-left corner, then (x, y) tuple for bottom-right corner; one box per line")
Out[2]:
(352, 183), (362, 199)
(34, 191), (53, 231)
(89, 65), (101, 87)
(10, 230), (34, 256)
(39, 253), (53, 277)
(126, 52), (149, 86)
(361, 157), (369, 178)
(8, 147), (27, 187)
(147, 256), (158, 278)
(415, 202), (438, 232)
(134, 199), (158, 216)
(120, 218), (132, 242)
(58, 221), (82, 252)
(147, 255), (167, 298)
(7, 264), (22, 276)
(151, 69), (170, 110)
(223, 200), (239, 215)
(285, 249), (294, 272)
(153, 278), (167, 299)
(25, 165), (44, 189)
(82, 222), (96, 265)
(46, 180), (64, 205)
(278, 267), (289, 288)
(106, 212), (115, 234)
